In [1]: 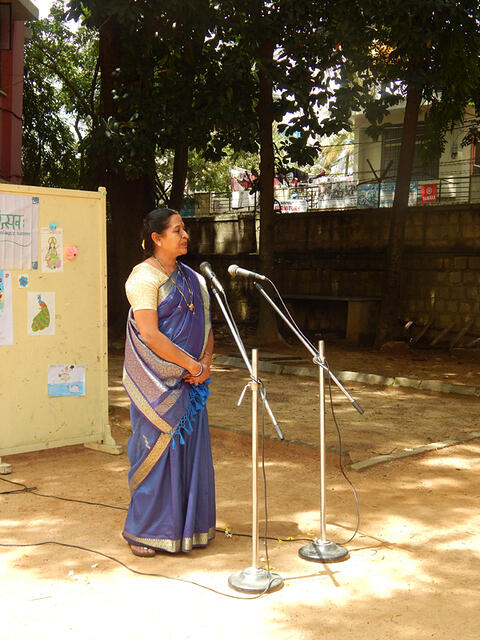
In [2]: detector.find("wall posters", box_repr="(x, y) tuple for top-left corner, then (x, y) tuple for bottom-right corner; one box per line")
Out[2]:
(0, 269), (13, 345)
(27, 291), (55, 336)
(48, 365), (86, 397)
(0, 194), (39, 270)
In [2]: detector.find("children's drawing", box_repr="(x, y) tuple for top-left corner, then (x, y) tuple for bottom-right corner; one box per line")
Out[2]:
(0, 269), (13, 345)
(48, 365), (86, 397)
(41, 227), (63, 272)
(45, 237), (61, 270)
(32, 295), (49, 331)
(0, 270), (4, 311)
(27, 292), (55, 336)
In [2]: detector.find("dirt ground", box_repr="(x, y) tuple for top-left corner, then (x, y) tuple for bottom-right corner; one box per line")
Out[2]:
(110, 337), (480, 464)
(1, 338), (480, 639)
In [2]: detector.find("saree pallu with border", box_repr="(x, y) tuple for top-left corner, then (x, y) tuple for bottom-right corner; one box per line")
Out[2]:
(122, 263), (215, 552)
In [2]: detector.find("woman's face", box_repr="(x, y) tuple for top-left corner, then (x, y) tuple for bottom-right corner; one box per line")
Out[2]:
(154, 213), (189, 259)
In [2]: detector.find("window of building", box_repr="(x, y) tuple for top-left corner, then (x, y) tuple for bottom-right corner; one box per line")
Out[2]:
(0, 3), (12, 50)
(471, 142), (480, 176)
(381, 123), (440, 180)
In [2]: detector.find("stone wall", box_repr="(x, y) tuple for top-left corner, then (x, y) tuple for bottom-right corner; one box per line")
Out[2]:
(184, 205), (480, 341)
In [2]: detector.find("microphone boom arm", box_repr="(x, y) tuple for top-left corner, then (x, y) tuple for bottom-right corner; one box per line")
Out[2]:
(209, 286), (285, 439)
(253, 282), (363, 415)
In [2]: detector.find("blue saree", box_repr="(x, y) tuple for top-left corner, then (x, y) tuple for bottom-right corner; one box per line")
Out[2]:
(122, 262), (215, 553)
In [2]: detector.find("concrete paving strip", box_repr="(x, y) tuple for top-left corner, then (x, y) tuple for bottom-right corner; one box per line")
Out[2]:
(213, 354), (480, 469)
(213, 355), (480, 397)
(350, 431), (480, 471)
(112, 356), (480, 472)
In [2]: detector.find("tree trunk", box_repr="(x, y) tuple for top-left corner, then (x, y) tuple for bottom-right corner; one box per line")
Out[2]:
(168, 4), (208, 213)
(98, 15), (156, 337)
(106, 174), (156, 336)
(169, 140), (189, 211)
(374, 84), (422, 347)
(256, 38), (284, 345)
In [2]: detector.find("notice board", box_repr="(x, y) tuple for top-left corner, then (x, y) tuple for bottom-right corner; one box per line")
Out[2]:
(0, 183), (121, 473)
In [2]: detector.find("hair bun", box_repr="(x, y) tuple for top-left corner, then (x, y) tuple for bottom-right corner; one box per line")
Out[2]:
(140, 208), (177, 257)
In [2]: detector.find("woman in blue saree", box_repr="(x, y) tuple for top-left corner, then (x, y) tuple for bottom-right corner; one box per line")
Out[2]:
(122, 208), (215, 557)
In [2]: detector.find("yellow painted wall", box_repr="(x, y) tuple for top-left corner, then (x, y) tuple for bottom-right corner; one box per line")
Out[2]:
(0, 184), (119, 460)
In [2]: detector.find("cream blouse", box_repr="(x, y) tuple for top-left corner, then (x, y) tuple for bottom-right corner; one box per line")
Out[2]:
(125, 262), (169, 311)
(125, 261), (210, 315)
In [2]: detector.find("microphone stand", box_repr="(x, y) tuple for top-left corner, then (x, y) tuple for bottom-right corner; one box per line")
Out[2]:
(209, 285), (284, 441)
(208, 284), (283, 592)
(228, 349), (282, 593)
(253, 281), (363, 562)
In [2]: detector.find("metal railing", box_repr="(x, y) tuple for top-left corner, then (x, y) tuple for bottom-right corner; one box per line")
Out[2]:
(185, 174), (480, 216)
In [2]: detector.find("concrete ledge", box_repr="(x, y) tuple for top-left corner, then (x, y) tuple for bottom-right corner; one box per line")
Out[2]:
(213, 355), (480, 397)
(0, 461), (12, 474)
(392, 376), (421, 390)
(350, 431), (480, 471)
(336, 371), (396, 386)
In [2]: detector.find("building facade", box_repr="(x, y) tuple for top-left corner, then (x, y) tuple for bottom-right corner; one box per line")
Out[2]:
(0, 0), (38, 183)
(353, 105), (480, 208)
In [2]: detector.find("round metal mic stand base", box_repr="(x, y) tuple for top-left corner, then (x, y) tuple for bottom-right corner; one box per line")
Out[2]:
(298, 539), (349, 563)
(228, 567), (283, 593)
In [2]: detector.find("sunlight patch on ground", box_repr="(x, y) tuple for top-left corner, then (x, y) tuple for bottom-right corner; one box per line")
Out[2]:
(0, 519), (23, 527)
(421, 455), (473, 469)
(418, 477), (465, 490)
(295, 510), (329, 533)
(434, 538), (480, 556)
(377, 516), (423, 540)
(0, 516), (65, 530)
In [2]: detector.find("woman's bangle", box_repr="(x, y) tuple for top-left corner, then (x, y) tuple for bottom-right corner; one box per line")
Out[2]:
(191, 362), (204, 378)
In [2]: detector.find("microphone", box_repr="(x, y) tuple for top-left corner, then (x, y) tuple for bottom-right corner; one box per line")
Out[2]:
(200, 261), (225, 294)
(228, 264), (268, 282)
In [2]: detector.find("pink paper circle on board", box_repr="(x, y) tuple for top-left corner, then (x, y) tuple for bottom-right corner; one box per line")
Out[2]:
(64, 245), (78, 260)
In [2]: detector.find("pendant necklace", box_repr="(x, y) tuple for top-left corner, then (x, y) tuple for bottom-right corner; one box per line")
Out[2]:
(152, 255), (195, 313)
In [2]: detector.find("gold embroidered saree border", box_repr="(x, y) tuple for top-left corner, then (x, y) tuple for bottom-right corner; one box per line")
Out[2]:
(124, 526), (216, 553)
(124, 267), (210, 495)
(123, 369), (171, 433)
(123, 371), (174, 492)
(199, 277), (211, 355)
(128, 431), (171, 493)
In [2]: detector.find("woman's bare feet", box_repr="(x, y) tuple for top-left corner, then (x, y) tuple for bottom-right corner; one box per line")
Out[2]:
(129, 543), (155, 557)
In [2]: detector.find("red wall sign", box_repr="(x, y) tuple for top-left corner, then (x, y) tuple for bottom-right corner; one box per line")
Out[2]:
(421, 184), (437, 203)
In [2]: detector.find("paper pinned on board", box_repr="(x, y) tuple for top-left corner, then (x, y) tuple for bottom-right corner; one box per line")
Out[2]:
(0, 269), (13, 346)
(48, 364), (86, 397)
(41, 227), (63, 273)
(27, 291), (55, 336)
(0, 195), (39, 270)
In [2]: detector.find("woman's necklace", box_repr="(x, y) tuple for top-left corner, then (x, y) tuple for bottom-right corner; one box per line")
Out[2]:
(151, 255), (195, 313)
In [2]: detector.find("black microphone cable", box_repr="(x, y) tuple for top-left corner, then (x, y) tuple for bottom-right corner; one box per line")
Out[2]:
(245, 274), (362, 546)
(258, 377), (273, 580)
(0, 476), (315, 544)
(265, 276), (318, 354)
(200, 263), (282, 590)
(0, 475), (337, 600)
(218, 290), (279, 582)
(325, 360), (361, 545)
